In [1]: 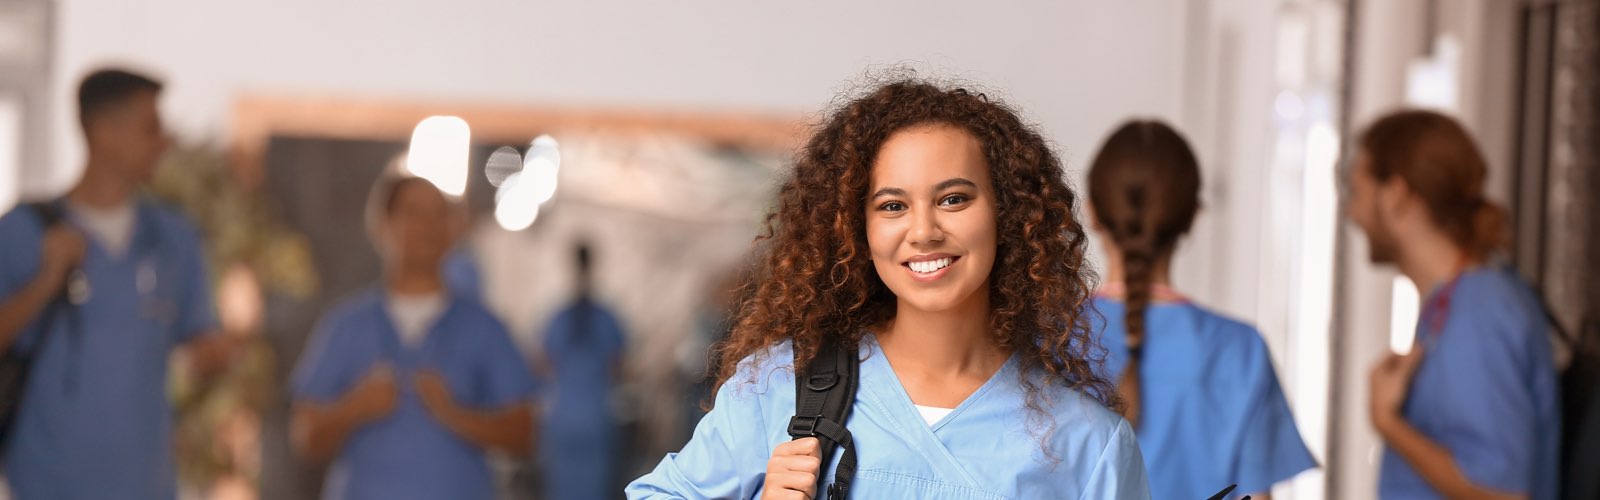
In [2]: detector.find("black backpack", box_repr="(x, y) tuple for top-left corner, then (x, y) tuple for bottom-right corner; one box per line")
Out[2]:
(1559, 317), (1600, 500)
(787, 340), (860, 500)
(0, 202), (72, 455)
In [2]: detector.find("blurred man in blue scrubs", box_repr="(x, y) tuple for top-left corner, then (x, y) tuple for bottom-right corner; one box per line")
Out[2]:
(1350, 110), (1559, 499)
(290, 174), (537, 500)
(0, 68), (238, 499)
(539, 242), (627, 500)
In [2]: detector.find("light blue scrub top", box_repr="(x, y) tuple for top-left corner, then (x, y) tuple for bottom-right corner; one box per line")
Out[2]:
(1091, 297), (1316, 499)
(0, 199), (217, 500)
(292, 289), (538, 500)
(627, 335), (1150, 500)
(1377, 267), (1559, 499)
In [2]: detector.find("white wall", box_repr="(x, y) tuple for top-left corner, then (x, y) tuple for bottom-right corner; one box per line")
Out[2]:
(40, 0), (1189, 197)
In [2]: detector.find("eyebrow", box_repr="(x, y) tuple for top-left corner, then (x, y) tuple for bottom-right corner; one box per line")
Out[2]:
(869, 187), (907, 201)
(935, 178), (978, 192)
(869, 178), (979, 201)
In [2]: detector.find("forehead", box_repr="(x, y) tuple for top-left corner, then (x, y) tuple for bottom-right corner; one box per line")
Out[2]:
(95, 91), (160, 123)
(870, 123), (990, 189)
(392, 179), (446, 208)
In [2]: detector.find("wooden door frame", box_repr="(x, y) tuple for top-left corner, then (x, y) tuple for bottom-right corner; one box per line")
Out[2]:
(230, 93), (808, 188)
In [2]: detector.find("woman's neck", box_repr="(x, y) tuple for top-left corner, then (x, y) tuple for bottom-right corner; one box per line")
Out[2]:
(877, 291), (1006, 378)
(1100, 247), (1175, 287)
(387, 265), (444, 295)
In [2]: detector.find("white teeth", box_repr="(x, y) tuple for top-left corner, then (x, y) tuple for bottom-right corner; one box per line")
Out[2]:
(909, 257), (953, 274)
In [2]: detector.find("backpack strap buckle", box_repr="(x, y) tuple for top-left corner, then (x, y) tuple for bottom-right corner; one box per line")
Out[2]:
(787, 415), (820, 438)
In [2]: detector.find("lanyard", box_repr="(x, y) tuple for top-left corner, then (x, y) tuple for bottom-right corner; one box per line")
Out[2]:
(1418, 258), (1474, 341)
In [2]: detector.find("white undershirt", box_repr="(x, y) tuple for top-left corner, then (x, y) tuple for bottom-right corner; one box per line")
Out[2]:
(67, 200), (136, 259)
(386, 292), (446, 348)
(914, 404), (954, 426)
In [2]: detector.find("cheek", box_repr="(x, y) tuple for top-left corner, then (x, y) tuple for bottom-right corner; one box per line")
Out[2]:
(1347, 190), (1373, 224)
(961, 207), (999, 262)
(864, 217), (901, 262)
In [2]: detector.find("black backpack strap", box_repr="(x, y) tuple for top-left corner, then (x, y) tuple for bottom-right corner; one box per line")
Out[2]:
(787, 340), (859, 500)
(0, 201), (72, 454)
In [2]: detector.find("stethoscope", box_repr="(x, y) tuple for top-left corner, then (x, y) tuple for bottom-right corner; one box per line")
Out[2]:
(57, 215), (170, 392)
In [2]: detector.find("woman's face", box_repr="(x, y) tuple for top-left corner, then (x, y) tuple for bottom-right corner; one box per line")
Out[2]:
(384, 180), (453, 272)
(865, 124), (999, 315)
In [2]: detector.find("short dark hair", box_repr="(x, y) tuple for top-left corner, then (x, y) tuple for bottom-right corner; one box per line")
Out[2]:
(77, 68), (163, 131)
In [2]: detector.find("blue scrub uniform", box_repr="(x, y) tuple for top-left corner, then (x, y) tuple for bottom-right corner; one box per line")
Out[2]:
(1377, 267), (1559, 499)
(0, 199), (217, 500)
(539, 298), (627, 500)
(441, 248), (482, 301)
(626, 335), (1150, 500)
(1092, 297), (1316, 499)
(292, 289), (537, 500)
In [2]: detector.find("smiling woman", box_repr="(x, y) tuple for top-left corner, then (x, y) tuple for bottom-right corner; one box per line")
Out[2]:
(627, 77), (1149, 500)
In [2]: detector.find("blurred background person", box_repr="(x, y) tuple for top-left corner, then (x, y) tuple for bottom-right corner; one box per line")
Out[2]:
(289, 172), (537, 500)
(0, 67), (237, 499)
(1087, 119), (1316, 500)
(1350, 110), (1559, 499)
(537, 241), (628, 500)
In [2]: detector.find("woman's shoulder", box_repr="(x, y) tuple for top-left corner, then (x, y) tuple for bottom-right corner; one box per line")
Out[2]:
(1040, 381), (1127, 429)
(1011, 362), (1127, 436)
(1179, 304), (1273, 362)
(446, 296), (510, 330)
(1031, 380), (1137, 460)
(304, 290), (384, 349)
(721, 340), (801, 400)
(321, 289), (383, 326)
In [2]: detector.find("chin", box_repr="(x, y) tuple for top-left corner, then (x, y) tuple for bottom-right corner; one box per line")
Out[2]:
(893, 287), (981, 315)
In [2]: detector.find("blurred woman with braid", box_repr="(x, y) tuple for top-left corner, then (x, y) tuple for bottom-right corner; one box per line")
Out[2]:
(1085, 120), (1315, 500)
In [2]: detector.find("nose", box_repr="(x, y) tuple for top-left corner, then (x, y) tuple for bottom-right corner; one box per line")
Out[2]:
(907, 207), (945, 246)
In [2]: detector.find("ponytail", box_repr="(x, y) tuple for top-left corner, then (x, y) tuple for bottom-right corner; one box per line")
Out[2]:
(1466, 199), (1509, 261)
(1117, 243), (1156, 428)
(1086, 120), (1202, 430)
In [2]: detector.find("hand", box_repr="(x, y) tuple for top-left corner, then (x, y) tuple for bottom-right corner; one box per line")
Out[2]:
(344, 363), (398, 422)
(414, 369), (459, 422)
(1369, 345), (1425, 435)
(37, 226), (86, 291)
(760, 437), (822, 500)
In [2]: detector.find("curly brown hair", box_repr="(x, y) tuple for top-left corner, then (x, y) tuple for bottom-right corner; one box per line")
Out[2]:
(710, 77), (1119, 415)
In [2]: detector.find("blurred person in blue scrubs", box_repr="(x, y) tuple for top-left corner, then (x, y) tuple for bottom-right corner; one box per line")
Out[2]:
(290, 173), (537, 500)
(627, 79), (1148, 499)
(1350, 110), (1559, 499)
(0, 68), (239, 500)
(1085, 120), (1316, 500)
(538, 241), (628, 500)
